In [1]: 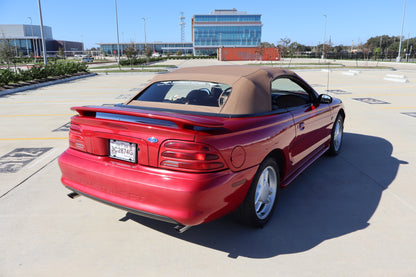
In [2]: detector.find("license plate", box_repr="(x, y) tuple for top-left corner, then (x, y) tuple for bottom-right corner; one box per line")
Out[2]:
(109, 139), (137, 163)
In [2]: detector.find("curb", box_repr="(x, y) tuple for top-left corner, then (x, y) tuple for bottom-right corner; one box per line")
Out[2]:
(0, 73), (97, 97)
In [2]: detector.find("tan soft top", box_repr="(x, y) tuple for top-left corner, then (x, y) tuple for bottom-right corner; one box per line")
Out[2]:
(126, 65), (297, 115)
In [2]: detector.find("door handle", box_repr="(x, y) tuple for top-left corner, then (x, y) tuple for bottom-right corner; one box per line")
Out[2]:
(299, 122), (305, 131)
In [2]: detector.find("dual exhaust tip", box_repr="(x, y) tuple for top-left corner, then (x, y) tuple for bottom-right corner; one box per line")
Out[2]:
(67, 192), (81, 199)
(66, 192), (191, 233)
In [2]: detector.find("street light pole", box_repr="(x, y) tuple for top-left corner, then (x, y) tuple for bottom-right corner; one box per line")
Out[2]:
(142, 17), (147, 52)
(37, 0), (47, 65)
(114, 0), (121, 65)
(322, 14), (327, 59)
(396, 0), (406, 62)
(25, 36), (29, 56)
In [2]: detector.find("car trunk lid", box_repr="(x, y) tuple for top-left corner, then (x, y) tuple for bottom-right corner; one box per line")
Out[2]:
(69, 105), (224, 168)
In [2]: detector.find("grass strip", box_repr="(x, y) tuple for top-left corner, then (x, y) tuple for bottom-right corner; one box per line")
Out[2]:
(91, 64), (176, 69)
(92, 69), (168, 73)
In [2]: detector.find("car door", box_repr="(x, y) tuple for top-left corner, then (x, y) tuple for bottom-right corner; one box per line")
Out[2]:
(271, 76), (332, 170)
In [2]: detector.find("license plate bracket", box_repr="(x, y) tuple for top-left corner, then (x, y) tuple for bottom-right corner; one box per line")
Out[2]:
(109, 139), (137, 163)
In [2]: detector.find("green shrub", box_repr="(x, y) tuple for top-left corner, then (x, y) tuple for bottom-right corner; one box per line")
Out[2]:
(119, 56), (166, 66)
(0, 69), (13, 86)
(17, 68), (33, 82)
(0, 61), (89, 87)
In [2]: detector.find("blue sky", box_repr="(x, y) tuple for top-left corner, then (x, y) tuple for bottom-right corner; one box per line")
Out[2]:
(0, 0), (414, 49)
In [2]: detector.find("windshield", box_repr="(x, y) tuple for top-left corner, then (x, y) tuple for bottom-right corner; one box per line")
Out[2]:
(132, 81), (231, 108)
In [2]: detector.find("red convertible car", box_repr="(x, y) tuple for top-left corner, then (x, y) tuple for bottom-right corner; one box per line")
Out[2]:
(58, 66), (345, 232)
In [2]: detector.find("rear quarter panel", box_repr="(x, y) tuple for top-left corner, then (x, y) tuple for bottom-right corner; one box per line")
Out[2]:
(195, 111), (295, 174)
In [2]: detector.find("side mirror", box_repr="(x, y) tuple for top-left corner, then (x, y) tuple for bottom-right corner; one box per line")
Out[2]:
(318, 94), (333, 104)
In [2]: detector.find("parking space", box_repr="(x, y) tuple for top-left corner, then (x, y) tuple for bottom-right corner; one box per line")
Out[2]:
(0, 60), (415, 276)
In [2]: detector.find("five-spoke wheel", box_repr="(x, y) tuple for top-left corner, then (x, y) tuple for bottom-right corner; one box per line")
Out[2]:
(328, 113), (344, 156)
(237, 158), (280, 227)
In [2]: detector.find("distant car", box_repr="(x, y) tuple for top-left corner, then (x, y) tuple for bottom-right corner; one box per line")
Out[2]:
(81, 57), (94, 63)
(58, 66), (345, 232)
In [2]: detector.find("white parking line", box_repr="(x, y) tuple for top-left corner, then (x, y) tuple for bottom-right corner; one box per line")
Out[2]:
(27, 149), (59, 169)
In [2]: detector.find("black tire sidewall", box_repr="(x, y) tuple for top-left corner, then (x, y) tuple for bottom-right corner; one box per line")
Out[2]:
(328, 114), (344, 156)
(239, 157), (280, 228)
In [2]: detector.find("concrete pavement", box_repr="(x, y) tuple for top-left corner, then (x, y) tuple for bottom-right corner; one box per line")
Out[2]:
(0, 59), (415, 276)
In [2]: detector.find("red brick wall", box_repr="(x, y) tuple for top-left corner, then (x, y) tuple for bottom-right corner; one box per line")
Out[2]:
(219, 47), (281, 61)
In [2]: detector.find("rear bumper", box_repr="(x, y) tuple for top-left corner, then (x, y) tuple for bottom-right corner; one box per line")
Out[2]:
(66, 187), (180, 224)
(58, 148), (257, 226)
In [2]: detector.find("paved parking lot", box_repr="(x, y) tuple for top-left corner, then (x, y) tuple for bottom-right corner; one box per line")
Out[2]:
(1, 59), (415, 276)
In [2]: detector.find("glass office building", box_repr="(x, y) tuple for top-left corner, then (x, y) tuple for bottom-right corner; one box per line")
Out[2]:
(192, 9), (262, 55)
(99, 42), (193, 56)
(0, 24), (83, 56)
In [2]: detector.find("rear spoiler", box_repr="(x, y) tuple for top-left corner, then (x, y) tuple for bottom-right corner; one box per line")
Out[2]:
(71, 106), (224, 129)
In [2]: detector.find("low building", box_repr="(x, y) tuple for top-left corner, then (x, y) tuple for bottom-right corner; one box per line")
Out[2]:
(98, 42), (193, 56)
(0, 24), (83, 56)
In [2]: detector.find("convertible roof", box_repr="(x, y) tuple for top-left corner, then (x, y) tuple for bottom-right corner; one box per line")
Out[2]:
(151, 65), (294, 85)
(127, 65), (298, 115)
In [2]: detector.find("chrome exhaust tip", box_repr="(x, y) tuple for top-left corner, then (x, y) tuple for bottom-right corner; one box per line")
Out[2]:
(67, 192), (80, 199)
(174, 225), (191, 233)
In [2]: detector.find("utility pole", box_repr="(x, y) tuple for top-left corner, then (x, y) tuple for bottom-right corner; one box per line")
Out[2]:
(396, 0), (406, 62)
(37, 0), (47, 65)
(114, 0), (121, 65)
(406, 32), (410, 60)
(180, 12), (186, 43)
(322, 14), (327, 59)
(142, 18), (147, 46)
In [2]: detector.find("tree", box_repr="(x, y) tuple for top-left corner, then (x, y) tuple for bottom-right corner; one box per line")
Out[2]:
(277, 37), (291, 58)
(255, 44), (264, 60)
(124, 43), (138, 69)
(365, 35), (398, 52)
(58, 47), (65, 58)
(361, 45), (371, 60)
(0, 39), (15, 68)
(289, 42), (310, 56)
(363, 35), (416, 58)
(260, 42), (275, 48)
(333, 45), (347, 53)
(145, 47), (153, 60)
(373, 47), (382, 59)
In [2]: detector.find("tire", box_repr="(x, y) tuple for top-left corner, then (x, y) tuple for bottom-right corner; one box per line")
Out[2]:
(327, 113), (344, 156)
(237, 158), (280, 228)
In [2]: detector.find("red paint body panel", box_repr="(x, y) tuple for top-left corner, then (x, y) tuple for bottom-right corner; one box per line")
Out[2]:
(59, 148), (257, 226)
(72, 105), (225, 128)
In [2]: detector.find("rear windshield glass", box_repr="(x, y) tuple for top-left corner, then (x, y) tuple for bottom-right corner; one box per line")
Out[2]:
(132, 81), (231, 107)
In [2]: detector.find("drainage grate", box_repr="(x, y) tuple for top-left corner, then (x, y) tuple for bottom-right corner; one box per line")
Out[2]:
(353, 98), (390, 104)
(53, 122), (70, 132)
(325, 89), (352, 94)
(402, 112), (416, 118)
(0, 148), (52, 173)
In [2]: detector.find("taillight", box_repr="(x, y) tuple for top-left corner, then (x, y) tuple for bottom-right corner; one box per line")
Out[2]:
(159, 141), (227, 172)
(69, 122), (86, 152)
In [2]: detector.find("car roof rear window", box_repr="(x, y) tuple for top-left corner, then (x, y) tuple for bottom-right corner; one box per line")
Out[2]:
(131, 81), (231, 108)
